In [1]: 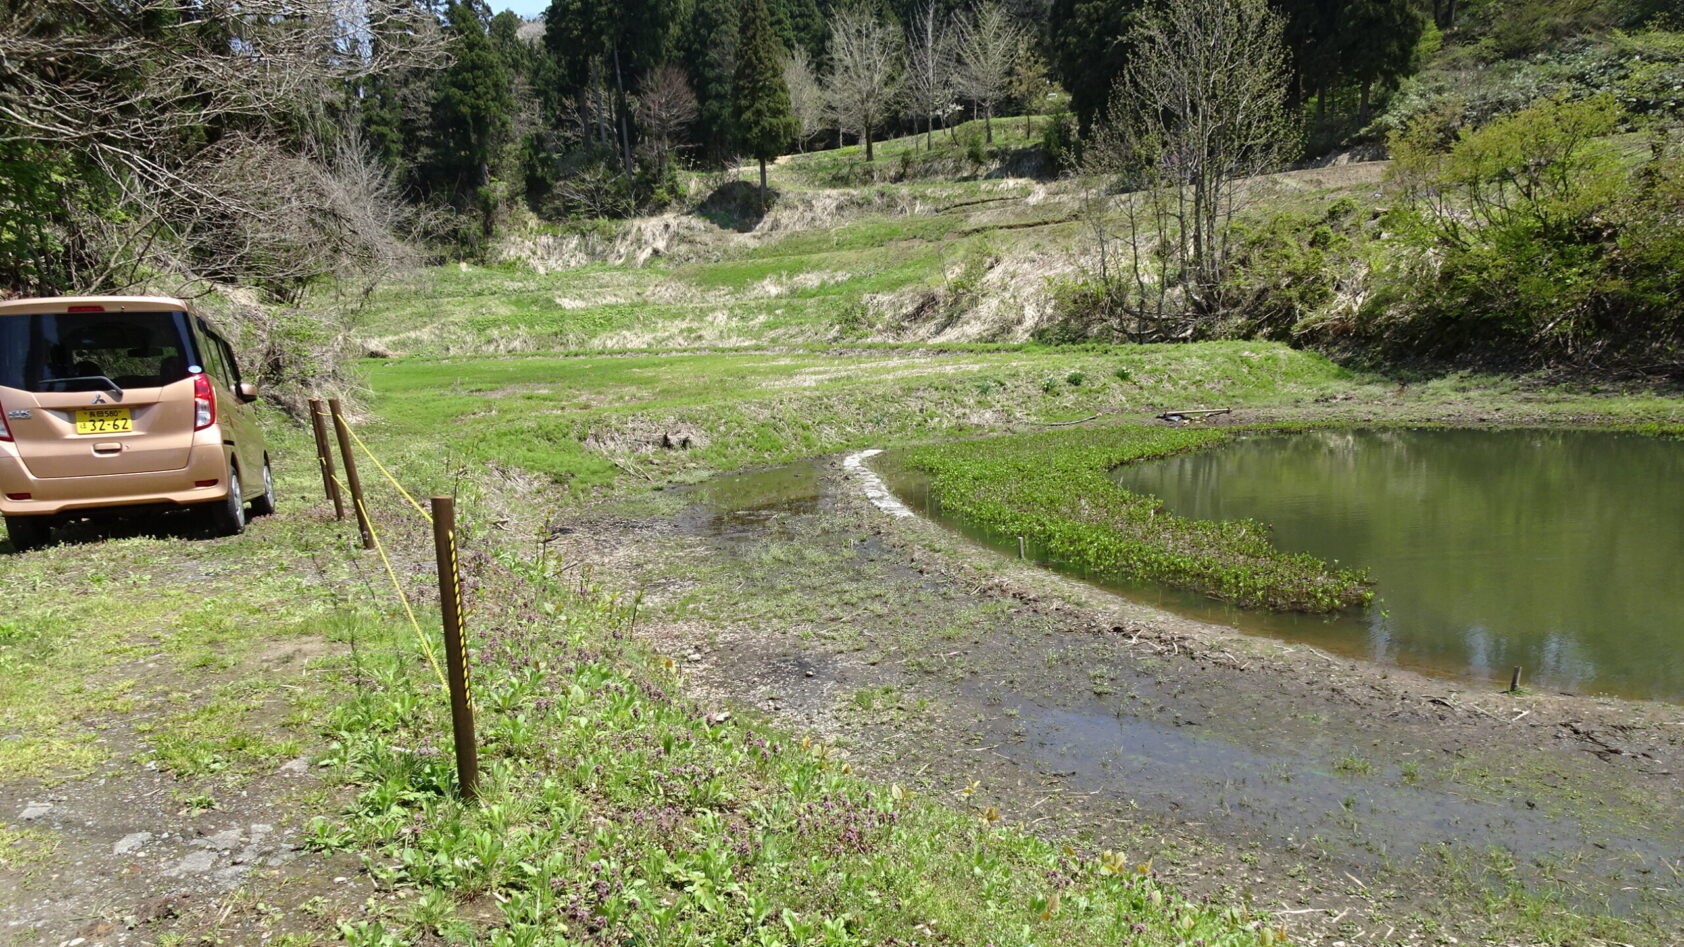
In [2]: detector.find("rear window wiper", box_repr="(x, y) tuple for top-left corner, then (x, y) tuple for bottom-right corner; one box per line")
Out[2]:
(43, 375), (124, 396)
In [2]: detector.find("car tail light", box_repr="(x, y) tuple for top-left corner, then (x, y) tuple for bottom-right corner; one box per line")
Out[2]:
(67, 305), (105, 312)
(6, 493), (29, 501)
(193, 372), (216, 430)
(0, 397), (11, 442)
(194, 479), (219, 488)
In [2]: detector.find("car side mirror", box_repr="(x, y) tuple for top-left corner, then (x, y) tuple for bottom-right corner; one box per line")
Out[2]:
(237, 381), (259, 403)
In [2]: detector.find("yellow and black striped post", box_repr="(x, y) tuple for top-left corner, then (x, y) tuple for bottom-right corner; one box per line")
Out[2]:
(307, 398), (344, 520)
(431, 495), (479, 801)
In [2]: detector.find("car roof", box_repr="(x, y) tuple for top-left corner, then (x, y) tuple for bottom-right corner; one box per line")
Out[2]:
(0, 295), (199, 316)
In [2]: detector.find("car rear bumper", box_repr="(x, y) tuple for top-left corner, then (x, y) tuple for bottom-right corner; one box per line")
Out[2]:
(0, 441), (229, 517)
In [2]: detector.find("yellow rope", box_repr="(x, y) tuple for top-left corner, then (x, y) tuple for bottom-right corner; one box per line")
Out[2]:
(341, 421), (431, 523)
(333, 472), (449, 692)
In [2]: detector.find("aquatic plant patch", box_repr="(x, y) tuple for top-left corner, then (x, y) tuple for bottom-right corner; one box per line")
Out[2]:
(895, 427), (1373, 612)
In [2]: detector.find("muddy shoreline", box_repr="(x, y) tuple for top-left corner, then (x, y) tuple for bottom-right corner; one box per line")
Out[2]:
(565, 422), (1683, 944)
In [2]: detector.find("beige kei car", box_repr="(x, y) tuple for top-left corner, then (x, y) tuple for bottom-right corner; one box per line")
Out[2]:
(0, 296), (274, 551)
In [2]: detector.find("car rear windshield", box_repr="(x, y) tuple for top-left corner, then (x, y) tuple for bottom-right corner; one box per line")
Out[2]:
(0, 310), (197, 393)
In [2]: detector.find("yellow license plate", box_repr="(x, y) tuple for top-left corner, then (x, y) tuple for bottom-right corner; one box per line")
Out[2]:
(75, 407), (132, 434)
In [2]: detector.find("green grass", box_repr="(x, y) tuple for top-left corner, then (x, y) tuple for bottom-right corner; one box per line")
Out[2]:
(306, 538), (1275, 946)
(892, 425), (1373, 612)
(770, 116), (1051, 188)
(361, 341), (1372, 491)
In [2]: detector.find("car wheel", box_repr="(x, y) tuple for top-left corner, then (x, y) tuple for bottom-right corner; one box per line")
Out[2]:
(206, 464), (247, 537)
(3, 515), (50, 552)
(249, 459), (277, 517)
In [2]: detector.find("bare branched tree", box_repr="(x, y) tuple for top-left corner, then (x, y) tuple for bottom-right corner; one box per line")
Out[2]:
(0, 0), (446, 298)
(782, 46), (829, 153)
(0, 0), (445, 204)
(636, 64), (700, 176)
(1082, 0), (1297, 339)
(826, 6), (903, 163)
(953, 1), (1024, 144)
(170, 130), (423, 305)
(904, 2), (955, 152)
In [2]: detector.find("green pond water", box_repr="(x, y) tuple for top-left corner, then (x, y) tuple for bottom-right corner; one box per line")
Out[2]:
(1108, 428), (1684, 701)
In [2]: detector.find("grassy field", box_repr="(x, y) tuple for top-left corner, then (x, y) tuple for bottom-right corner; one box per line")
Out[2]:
(6, 116), (1684, 944)
(0, 419), (1287, 944)
(359, 342), (1375, 489)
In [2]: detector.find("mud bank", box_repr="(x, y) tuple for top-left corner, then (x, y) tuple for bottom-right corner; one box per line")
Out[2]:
(563, 454), (1684, 945)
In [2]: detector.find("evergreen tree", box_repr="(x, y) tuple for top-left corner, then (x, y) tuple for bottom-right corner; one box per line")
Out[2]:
(432, 1), (514, 212)
(1337, 0), (1428, 122)
(1044, 0), (1144, 131)
(686, 0), (742, 160)
(359, 74), (410, 174)
(1278, 0), (1342, 108)
(775, 0), (829, 59)
(544, 0), (679, 181)
(734, 0), (797, 203)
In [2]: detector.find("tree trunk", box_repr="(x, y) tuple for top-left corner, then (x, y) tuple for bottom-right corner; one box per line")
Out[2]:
(865, 125), (874, 162)
(586, 63), (600, 146)
(1359, 80), (1371, 124)
(613, 44), (634, 191)
(759, 156), (769, 208)
(984, 104), (993, 144)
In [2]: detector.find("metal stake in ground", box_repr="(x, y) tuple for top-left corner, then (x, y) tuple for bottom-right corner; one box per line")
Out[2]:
(431, 495), (479, 801)
(308, 398), (344, 520)
(328, 398), (374, 550)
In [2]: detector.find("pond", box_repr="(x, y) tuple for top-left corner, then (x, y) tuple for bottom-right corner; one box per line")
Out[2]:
(1107, 428), (1684, 701)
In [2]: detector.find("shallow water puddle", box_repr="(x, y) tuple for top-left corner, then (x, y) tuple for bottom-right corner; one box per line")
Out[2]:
(1109, 429), (1684, 700)
(664, 458), (1681, 923)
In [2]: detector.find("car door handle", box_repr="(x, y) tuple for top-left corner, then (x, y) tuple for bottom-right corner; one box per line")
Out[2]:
(92, 442), (123, 454)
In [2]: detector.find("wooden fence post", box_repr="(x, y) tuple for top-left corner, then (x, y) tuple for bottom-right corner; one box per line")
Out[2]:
(308, 398), (344, 520)
(431, 495), (479, 801)
(328, 398), (373, 550)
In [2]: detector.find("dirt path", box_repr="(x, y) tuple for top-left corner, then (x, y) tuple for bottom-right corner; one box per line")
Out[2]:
(0, 505), (383, 946)
(566, 450), (1684, 945)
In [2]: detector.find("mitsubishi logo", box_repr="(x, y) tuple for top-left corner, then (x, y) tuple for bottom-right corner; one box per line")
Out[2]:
(91, 394), (106, 404)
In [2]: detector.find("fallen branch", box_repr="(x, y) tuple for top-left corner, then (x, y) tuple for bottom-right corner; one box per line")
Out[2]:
(1156, 407), (1233, 423)
(1036, 413), (1100, 427)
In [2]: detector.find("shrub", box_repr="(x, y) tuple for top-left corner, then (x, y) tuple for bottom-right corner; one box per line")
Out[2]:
(1039, 112), (1079, 175)
(960, 126), (988, 171)
(1373, 94), (1684, 368)
(1221, 205), (1363, 342)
